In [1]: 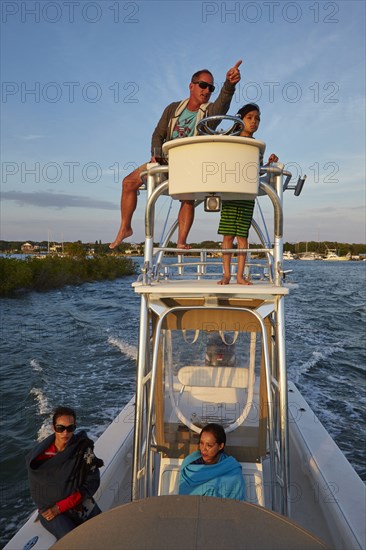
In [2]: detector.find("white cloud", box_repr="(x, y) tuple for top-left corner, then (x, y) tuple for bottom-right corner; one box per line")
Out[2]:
(2, 190), (117, 210)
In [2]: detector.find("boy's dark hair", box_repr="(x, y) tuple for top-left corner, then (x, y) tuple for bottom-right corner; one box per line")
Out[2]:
(191, 69), (214, 82)
(200, 423), (226, 446)
(52, 406), (76, 426)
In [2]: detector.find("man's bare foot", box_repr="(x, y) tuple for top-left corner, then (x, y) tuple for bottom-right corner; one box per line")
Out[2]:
(237, 277), (253, 285)
(177, 243), (191, 250)
(217, 276), (231, 285)
(109, 228), (133, 249)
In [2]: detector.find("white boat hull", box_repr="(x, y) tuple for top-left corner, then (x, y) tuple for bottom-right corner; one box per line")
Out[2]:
(6, 389), (365, 550)
(5, 139), (364, 550)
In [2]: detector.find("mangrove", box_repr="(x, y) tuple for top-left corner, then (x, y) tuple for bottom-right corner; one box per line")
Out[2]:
(0, 255), (138, 297)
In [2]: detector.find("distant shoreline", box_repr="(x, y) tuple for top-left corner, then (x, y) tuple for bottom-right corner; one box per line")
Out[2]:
(0, 255), (137, 297)
(1, 239), (365, 258)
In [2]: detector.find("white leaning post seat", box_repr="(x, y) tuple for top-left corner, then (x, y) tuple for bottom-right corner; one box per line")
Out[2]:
(177, 366), (250, 388)
(163, 135), (266, 201)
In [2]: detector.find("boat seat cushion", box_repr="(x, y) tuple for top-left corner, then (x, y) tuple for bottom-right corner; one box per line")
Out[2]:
(177, 366), (249, 388)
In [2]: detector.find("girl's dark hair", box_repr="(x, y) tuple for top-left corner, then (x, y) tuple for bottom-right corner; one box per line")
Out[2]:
(52, 406), (76, 426)
(200, 423), (226, 446)
(232, 103), (261, 134)
(237, 103), (261, 119)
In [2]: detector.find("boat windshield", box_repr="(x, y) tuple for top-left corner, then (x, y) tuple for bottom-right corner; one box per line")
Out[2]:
(153, 319), (266, 463)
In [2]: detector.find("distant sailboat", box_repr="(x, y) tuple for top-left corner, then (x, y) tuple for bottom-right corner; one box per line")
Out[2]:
(299, 242), (322, 260)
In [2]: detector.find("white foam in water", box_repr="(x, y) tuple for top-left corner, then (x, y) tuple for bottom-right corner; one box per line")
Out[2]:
(295, 351), (324, 382)
(30, 388), (53, 441)
(293, 342), (344, 383)
(30, 358), (42, 372)
(37, 421), (53, 442)
(30, 387), (50, 415)
(108, 336), (137, 361)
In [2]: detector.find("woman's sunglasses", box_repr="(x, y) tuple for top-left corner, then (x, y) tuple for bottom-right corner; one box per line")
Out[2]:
(55, 424), (76, 433)
(192, 81), (215, 93)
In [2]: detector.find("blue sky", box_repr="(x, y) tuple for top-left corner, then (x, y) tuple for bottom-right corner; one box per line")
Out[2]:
(1, 0), (365, 245)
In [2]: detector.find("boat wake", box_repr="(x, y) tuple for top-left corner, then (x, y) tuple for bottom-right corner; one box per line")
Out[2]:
(108, 336), (138, 361)
(30, 359), (43, 373)
(29, 387), (53, 441)
(291, 342), (345, 383)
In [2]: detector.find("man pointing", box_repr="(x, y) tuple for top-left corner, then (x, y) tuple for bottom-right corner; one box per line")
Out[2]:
(110, 60), (242, 249)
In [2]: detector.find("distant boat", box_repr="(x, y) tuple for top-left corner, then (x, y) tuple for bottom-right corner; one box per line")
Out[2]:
(283, 251), (298, 260)
(323, 249), (351, 261)
(299, 252), (322, 260)
(298, 242), (322, 260)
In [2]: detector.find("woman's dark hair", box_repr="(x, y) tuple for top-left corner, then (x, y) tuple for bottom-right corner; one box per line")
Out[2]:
(200, 423), (226, 446)
(52, 406), (76, 426)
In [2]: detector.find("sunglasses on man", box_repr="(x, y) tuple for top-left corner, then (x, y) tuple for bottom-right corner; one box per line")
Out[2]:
(192, 81), (215, 93)
(55, 424), (76, 433)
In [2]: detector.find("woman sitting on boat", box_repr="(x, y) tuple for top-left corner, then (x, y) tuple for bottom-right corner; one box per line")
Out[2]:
(179, 423), (245, 501)
(26, 406), (104, 540)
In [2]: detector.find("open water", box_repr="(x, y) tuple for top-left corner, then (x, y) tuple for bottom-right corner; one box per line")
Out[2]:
(1, 260), (365, 547)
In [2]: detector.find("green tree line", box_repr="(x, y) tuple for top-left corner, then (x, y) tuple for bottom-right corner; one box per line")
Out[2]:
(0, 255), (137, 297)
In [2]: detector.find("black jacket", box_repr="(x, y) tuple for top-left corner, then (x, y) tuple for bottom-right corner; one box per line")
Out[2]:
(26, 430), (103, 512)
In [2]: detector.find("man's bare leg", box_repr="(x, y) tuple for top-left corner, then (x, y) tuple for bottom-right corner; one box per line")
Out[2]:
(218, 235), (234, 284)
(236, 237), (252, 285)
(177, 200), (195, 248)
(109, 165), (146, 249)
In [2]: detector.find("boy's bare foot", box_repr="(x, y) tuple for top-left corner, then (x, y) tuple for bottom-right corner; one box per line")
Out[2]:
(217, 276), (231, 285)
(237, 277), (253, 285)
(177, 243), (191, 250)
(109, 228), (133, 249)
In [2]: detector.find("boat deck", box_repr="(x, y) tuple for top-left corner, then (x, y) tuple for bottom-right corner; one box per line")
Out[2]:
(133, 279), (289, 297)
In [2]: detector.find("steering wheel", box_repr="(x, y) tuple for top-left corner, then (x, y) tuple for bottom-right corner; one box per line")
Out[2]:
(196, 115), (244, 136)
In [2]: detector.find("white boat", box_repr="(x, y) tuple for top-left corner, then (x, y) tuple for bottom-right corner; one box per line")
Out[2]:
(283, 251), (297, 260)
(323, 249), (351, 261)
(299, 252), (322, 260)
(5, 121), (365, 550)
